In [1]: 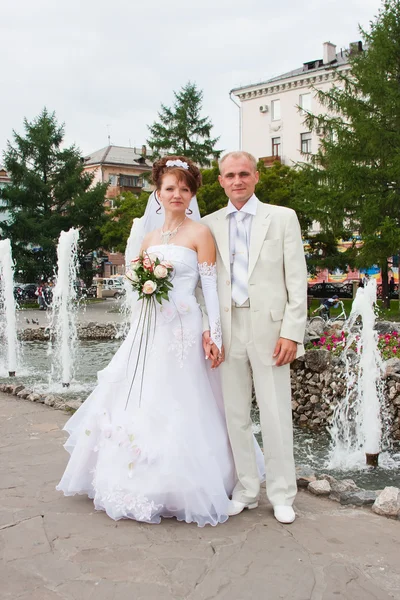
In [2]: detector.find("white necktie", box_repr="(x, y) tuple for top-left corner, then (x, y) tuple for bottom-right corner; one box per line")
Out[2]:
(231, 211), (249, 306)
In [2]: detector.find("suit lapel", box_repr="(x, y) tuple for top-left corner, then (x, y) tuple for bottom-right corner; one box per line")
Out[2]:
(212, 212), (230, 275)
(248, 202), (272, 278)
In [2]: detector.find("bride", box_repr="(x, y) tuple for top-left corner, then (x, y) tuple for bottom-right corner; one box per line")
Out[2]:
(57, 155), (264, 526)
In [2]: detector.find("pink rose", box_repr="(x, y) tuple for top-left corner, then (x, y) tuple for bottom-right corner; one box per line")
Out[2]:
(160, 303), (176, 322)
(176, 301), (190, 314)
(142, 257), (154, 271)
(154, 264), (168, 279)
(142, 280), (157, 295)
(160, 260), (173, 270)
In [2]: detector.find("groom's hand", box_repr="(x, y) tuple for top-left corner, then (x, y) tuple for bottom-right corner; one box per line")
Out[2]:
(273, 337), (297, 366)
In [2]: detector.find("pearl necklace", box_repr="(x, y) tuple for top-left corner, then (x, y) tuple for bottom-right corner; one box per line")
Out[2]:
(160, 217), (187, 244)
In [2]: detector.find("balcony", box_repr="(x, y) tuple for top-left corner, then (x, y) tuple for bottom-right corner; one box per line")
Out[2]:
(259, 155), (281, 168)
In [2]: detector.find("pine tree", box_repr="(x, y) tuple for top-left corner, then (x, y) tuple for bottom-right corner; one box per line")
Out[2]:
(0, 108), (108, 282)
(301, 0), (400, 307)
(147, 82), (220, 166)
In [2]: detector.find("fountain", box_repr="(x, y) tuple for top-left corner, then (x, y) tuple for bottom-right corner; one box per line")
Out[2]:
(0, 239), (19, 376)
(328, 279), (389, 469)
(48, 228), (80, 388)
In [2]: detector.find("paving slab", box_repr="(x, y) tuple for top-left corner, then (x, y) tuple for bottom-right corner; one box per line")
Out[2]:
(1, 392), (400, 600)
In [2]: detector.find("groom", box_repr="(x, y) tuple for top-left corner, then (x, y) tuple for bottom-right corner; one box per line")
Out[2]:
(202, 151), (307, 524)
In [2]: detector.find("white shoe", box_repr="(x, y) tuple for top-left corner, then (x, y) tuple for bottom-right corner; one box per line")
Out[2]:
(227, 499), (258, 516)
(273, 505), (296, 524)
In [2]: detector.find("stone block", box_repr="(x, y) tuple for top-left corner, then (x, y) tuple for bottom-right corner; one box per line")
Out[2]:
(340, 490), (378, 506)
(308, 480), (331, 495)
(372, 486), (400, 517)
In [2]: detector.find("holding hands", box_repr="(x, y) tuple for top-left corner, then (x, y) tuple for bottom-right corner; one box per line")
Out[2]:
(202, 331), (225, 369)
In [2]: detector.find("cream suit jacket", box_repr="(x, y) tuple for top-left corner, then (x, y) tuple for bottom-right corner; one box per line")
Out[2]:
(201, 199), (308, 365)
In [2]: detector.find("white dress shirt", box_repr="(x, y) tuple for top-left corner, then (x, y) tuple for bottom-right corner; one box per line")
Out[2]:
(226, 193), (258, 264)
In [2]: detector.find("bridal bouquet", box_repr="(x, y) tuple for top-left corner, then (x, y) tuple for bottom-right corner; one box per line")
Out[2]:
(126, 252), (174, 304)
(124, 252), (174, 409)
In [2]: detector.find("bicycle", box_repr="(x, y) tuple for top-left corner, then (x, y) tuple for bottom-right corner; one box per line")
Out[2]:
(309, 300), (347, 329)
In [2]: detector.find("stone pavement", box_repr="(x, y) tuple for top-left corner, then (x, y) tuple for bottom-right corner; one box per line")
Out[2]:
(1, 393), (400, 600)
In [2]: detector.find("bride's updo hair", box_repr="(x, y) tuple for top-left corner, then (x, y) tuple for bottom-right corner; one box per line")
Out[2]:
(152, 155), (202, 195)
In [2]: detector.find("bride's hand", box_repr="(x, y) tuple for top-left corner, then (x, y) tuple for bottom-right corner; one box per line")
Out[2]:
(203, 331), (213, 360)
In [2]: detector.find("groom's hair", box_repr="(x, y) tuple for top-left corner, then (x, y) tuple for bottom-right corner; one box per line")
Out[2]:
(218, 151), (257, 173)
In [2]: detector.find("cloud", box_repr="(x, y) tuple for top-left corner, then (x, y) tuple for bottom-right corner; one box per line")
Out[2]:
(0, 0), (382, 157)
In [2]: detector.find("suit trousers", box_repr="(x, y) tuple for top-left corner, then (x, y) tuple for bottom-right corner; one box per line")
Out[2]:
(221, 305), (297, 507)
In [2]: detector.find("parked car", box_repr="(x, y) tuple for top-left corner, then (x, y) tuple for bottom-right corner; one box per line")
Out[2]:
(93, 277), (126, 299)
(308, 282), (353, 299)
(13, 283), (38, 302)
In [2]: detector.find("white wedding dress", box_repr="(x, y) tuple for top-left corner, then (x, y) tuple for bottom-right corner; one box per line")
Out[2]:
(57, 244), (264, 526)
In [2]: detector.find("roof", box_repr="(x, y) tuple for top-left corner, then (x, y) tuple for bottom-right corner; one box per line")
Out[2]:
(84, 146), (152, 169)
(231, 49), (350, 94)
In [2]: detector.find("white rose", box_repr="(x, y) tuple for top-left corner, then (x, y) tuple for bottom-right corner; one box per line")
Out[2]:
(148, 252), (160, 262)
(154, 264), (168, 279)
(130, 257), (141, 271)
(142, 280), (157, 295)
(126, 269), (139, 283)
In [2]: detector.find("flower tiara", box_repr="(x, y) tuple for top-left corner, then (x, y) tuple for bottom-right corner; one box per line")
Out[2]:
(165, 159), (189, 170)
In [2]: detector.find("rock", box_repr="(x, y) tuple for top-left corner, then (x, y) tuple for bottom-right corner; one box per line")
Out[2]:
(319, 474), (337, 485)
(308, 480), (331, 495)
(291, 356), (305, 370)
(296, 465), (317, 488)
(44, 395), (56, 407)
(375, 321), (399, 335)
(12, 385), (25, 394)
(307, 319), (325, 337)
(329, 479), (359, 501)
(372, 486), (400, 517)
(304, 350), (332, 373)
(17, 389), (31, 399)
(64, 399), (82, 412)
(385, 358), (400, 377)
(340, 490), (378, 506)
(28, 393), (41, 402)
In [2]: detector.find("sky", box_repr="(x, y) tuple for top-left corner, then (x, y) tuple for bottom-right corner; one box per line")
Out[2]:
(0, 0), (383, 160)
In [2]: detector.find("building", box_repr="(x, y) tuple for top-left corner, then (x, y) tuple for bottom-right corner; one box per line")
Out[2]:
(0, 164), (10, 189)
(82, 145), (153, 208)
(82, 145), (153, 277)
(231, 41), (362, 166)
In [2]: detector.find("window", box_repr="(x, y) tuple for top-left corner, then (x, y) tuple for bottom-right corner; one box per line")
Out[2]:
(272, 137), (281, 157)
(271, 99), (281, 121)
(108, 174), (118, 185)
(301, 132), (312, 154)
(299, 93), (311, 114)
(119, 175), (143, 188)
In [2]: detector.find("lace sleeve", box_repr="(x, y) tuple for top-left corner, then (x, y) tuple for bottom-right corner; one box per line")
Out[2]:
(198, 262), (222, 351)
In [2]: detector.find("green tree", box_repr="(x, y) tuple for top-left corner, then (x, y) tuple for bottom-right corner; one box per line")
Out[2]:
(197, 160), (314, 236)
(0, 108), (108, 282)
(300, 0), (400, 306)
(147, 82), (220, 166)
(100, 191), (149, 253)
